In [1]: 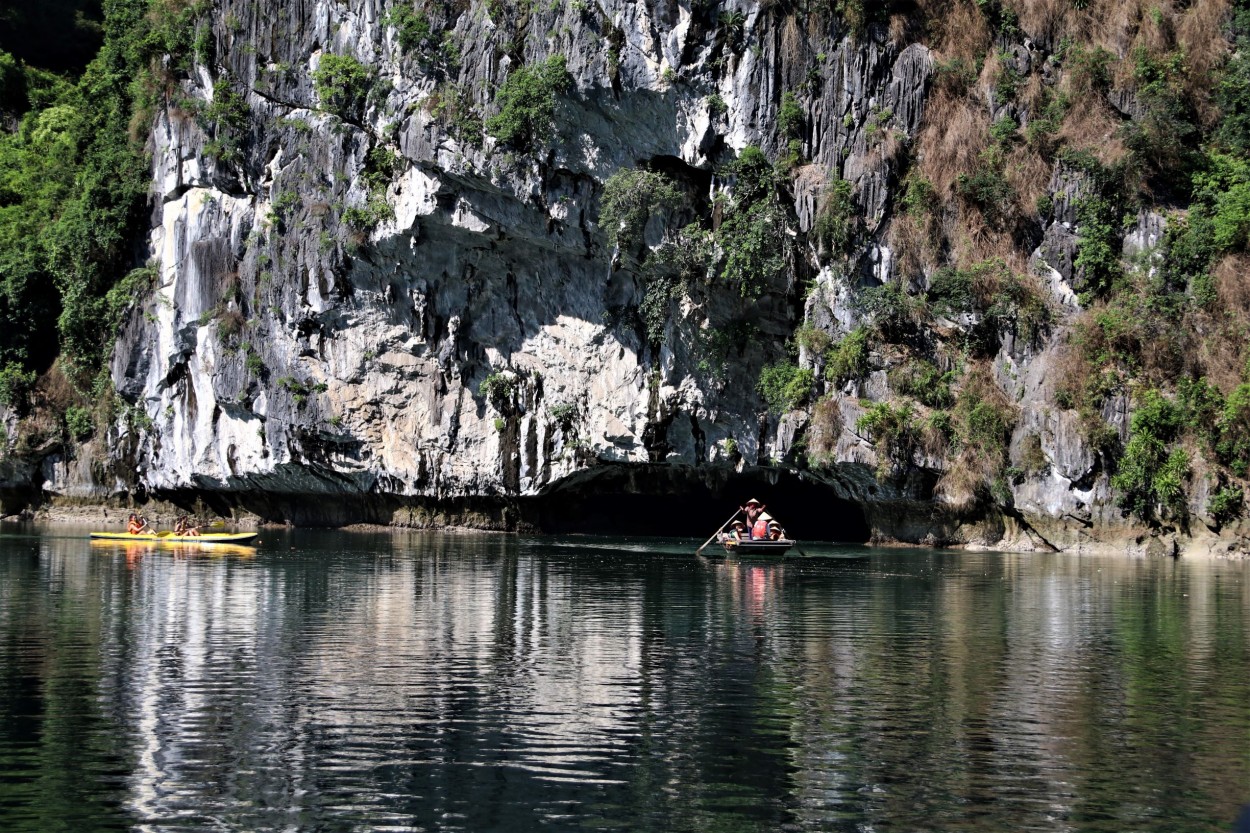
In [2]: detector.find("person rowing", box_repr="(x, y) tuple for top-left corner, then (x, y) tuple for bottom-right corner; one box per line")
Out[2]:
(127, 512), (154, 535)
(740, 498), (776, 540)
(173, 515), (201, 537)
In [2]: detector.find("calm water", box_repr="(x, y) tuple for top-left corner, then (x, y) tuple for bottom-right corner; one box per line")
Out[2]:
(1, 526), (1248, 832)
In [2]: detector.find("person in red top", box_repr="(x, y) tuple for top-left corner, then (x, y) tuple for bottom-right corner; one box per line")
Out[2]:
(127, 513), (152, 535)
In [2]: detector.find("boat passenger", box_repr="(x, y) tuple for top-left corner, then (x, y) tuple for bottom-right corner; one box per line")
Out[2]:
(127, 513), (153, 535)
(766, 520), (785, 541)
(730, 520), (749, 541)
(174, 515), (200, 537)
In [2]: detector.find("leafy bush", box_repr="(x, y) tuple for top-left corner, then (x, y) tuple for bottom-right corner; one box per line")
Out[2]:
(429, 84), (483, 146)
(1122, 47), (1199, 179)
(0, 362), (36, 409)
(1074, 196), (1123, 298)
(65, 403), (93, 441)
(757, 362), (813, 413)
(890, 359), (955, 409)
(638, 274), (677, 345)
(599, 168), (681, 251)
(1208, 484), (1244, 526)
(719, 201), (788, 297)
(713, 147), (793, 297)
(385, 7), (459, 74)
(856, 400), (917, 479)
(777, 91), (803, 139)
(479, 371), (517, 412)
(859, 281), (924, 343)
(956, 146), (1014, 227)
(824, 327), (869, 386)
(1112, 389), (1190, 521)
(813, 178), (856, 259)
(485, 55), (570, 151)
(386, 7), (434, 53)
(1217, 383), (1250, 476)
(1192, 152), (1250, 253)
(313, 54), (373, 119)
(201, 77), (249, 164)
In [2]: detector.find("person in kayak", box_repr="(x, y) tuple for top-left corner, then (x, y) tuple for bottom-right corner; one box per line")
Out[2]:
(173, 515), (200, 537)
(127, 513), (153, 535)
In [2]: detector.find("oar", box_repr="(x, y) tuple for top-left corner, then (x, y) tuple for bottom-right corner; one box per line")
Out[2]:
(695, 510), (742, 556)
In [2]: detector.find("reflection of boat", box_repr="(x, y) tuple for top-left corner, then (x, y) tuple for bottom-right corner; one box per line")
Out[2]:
(89, 531), (259, 545)
(716, 533), (795, 556)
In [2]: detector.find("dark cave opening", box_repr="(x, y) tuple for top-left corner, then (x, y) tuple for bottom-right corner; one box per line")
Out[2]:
(530, 466), (872, 543)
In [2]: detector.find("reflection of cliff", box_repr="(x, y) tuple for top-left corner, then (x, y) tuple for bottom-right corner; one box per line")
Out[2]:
(5, 535), (1250, 829)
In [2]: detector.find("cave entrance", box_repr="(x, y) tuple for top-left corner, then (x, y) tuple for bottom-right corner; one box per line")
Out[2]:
(528, 466), (871, 543)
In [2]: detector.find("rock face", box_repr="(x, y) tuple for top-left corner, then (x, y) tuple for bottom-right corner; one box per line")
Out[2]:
(35, 1), (1232, 551)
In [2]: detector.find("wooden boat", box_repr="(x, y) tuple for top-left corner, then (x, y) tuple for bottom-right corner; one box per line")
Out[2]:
(716, 532), (796, 556)
(89, 531), (259, 545)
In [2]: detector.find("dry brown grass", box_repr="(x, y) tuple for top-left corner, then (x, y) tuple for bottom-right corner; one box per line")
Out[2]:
(914, 90), (990, 202)
(1178, 0), (1234, 126)
(888, 211), (940, 284)
(806, 396), (843, 465)
(948, 226), (1029, 273)
(1055, 95), (1128, 166)
(1004, 141), (1053, 223)
(1009, 0), (1086, 46)
(934, 452), (987, 511)
(1194, 254), (1250, 394)
(927, 0), (992, 65)
(32, 362), (78, 415)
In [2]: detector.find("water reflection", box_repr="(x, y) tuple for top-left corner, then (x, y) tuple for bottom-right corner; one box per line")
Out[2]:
(0, 529), (1248, 832)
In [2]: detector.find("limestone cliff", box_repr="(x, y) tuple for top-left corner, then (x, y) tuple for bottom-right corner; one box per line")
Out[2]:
(28, 0), (1250, 554)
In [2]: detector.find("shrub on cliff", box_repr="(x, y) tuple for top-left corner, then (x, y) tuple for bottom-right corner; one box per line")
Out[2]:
(599, 169), (681, 252)
(856, 400), (917, 481)
(313, 54), (372, 120)
(1113, 389), (1190, 521)
(757, 362), (813, 414)
(824, 327), (868, 387)
(486, 56), (570, 151)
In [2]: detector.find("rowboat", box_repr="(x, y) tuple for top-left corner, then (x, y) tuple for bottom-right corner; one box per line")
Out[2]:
(716, 533), (795, 556)
(89, 531), (259, 545)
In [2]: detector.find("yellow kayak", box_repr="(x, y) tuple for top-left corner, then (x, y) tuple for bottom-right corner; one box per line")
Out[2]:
(89, 531), (259, 545)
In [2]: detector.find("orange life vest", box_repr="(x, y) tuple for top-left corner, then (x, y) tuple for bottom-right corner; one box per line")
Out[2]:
(128, 519), (143, 534)
(752, 519), (769, 539)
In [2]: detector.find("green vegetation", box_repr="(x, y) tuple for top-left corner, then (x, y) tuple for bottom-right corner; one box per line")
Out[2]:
(342, 145), (399, 231)
(479, 371), (517, 412)
(719, 147), (790, 297)
(824, 327), (869, 386)
(313, 54), (373, 119)
(777, 91), (803, 140)
(0, 0), (208, 394)
(856, 401), (917, 480)
(889, 359), (955, 409)
(201, 77), (249, 164)
(385, 6), (459, 75)
(813, 178), (856, 259)
(757, 362), (813, 414)
(1111, 389), (1190, 521)
(65, 403), (93, 440)
(599, 169), (681, 251)
(485, 55), (569, 151)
